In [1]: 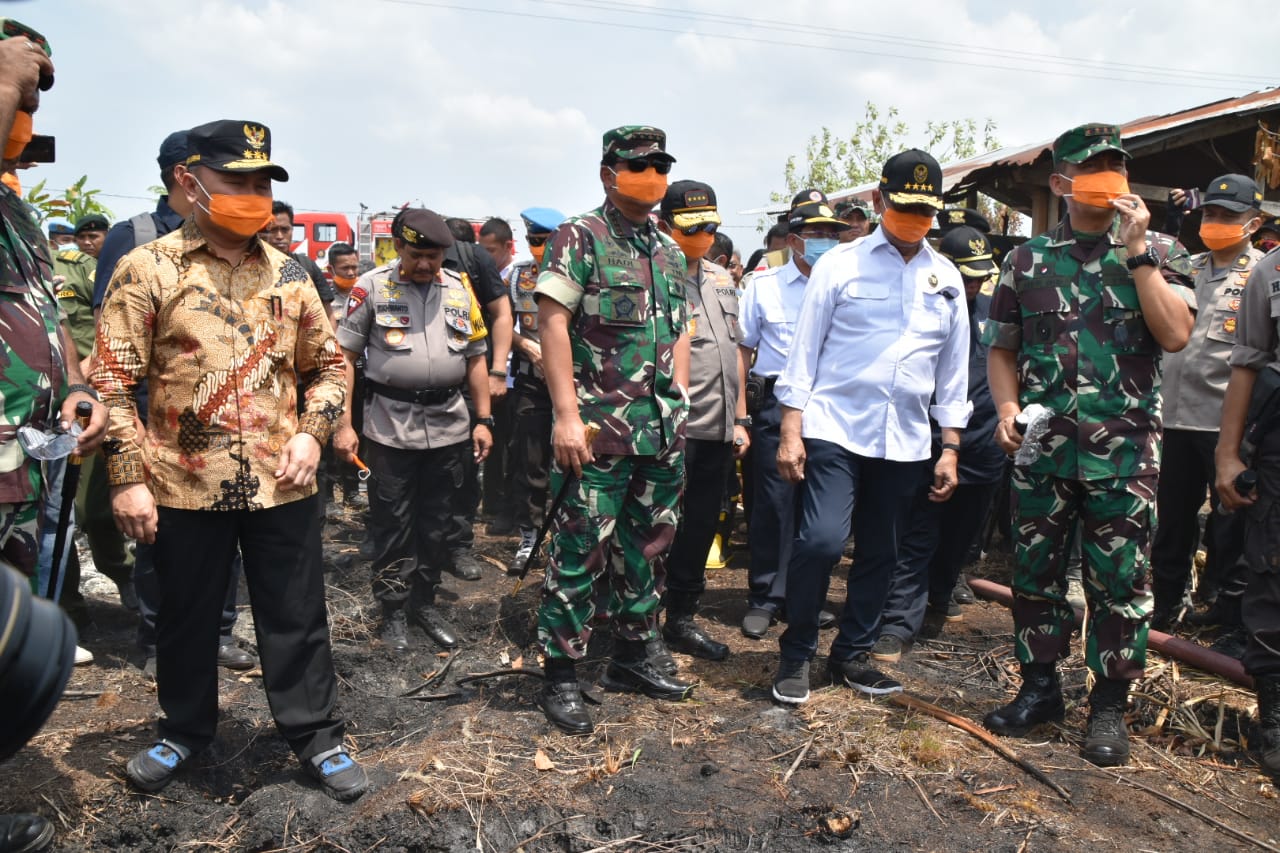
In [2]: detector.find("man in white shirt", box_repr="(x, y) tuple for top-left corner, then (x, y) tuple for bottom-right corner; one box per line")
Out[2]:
(771, 150), (972, 704)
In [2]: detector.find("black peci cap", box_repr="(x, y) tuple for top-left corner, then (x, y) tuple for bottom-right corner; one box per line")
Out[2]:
(185, 120), (288, 182)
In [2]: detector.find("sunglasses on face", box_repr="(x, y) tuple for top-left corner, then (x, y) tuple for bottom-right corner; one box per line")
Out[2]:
(618, 157), (673, 175)
(675, 222), (718, 236)
(527, 234), (549, 247)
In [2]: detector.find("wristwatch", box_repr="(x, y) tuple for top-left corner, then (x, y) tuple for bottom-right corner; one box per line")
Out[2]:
(476, 416), (496, 428)
(941, 442), (961, 453)
(734, 416), (753, 428)
(488, 369), (506, 378)
(1125, 246), (1159, 270)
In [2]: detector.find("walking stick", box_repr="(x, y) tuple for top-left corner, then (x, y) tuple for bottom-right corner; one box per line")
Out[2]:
(46, 401), (93, 602)
(510, 424), (598, 596)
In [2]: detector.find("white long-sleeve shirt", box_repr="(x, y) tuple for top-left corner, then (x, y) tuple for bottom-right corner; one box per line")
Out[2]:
(775, 226), (972, 462)
(738, 257), (807, 376)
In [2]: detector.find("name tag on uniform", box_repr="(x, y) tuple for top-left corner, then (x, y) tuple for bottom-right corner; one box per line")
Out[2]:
(376, 302), (411, 326)
(444, 287), (471, 333)
(56, 288), (76, 299)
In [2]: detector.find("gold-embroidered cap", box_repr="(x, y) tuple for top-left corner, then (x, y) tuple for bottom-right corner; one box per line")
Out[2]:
(185, 119), (289, 182)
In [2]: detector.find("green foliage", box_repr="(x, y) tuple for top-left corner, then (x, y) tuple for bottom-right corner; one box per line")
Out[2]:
(23, 174), (113, 224)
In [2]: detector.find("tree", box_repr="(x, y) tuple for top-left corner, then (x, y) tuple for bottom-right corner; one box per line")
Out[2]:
(23, 174), (113, 224)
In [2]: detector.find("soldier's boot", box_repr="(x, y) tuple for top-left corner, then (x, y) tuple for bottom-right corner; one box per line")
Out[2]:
(1186, 594), (1242, 628)
(1255, 676), (1280, 774)
(644, 633), (678, 676)
(662, 599), (729, 663)
(538, 660), (592, 736)
(982, 662), (1065, 736)
(1082, 676), (1131, 767)
(378, 605), (410, 654)
(601, 639), (695, 701)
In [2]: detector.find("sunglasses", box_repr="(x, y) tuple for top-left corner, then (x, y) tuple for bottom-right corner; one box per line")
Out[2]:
(675, 222), (718, 236)
(527, 234), (549, 248)
(618, 157), (673, 175)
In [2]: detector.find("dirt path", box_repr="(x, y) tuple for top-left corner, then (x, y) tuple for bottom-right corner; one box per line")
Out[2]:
(3, 508), (1278, 852)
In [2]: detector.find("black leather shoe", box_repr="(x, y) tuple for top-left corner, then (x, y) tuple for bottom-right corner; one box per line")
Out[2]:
(448, 550), (483, 581)
(741, 607), (775, 639)
(983, 662), (1065, 735)
(1186, 596), (1242, 628)
(379, 607), (410, 653)
(1082, 677), (1131, 767)
(645, 636), (678, 676)
(600, 658), (694, 701)
(0, 813), (53, 852)
(951, 574), (976, 605)
(539, 680), (593, 735)
(663, 614), (729, 662)
(217, 643), (257, 671)
(409, 605), (458, 649)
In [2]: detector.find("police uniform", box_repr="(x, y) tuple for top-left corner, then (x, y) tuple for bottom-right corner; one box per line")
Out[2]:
(336, 208), (487, 650)
(507, 207), (565, 576)
(1152, 174), (1265, 626)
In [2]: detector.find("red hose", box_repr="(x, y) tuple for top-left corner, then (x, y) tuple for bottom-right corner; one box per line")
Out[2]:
(967, 577), (1254, 689)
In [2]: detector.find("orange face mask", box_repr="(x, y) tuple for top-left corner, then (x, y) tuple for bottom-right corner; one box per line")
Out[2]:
(671, 231), (714, 260)
(193, 175), (274, 238)
(1200, 221), (1252, 252)
(332, 274), (358, 291)
(613, 167), (667, 207)
(1062, 171), (1130, 209)
(880, 208), (934, 244)
(4, 111), (32, 160)
(530, 244), (546, 265)
(1, 172), (20, 195)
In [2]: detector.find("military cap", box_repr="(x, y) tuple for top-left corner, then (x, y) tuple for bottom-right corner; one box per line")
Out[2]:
(393, 208), (453, 249)
(880, 149), (945, 211)
(185, 119), (288, 182)
(47, 220), (72, 237)
(602, 126), (675, 163)
(1052, 123), (1130, 165)
(73, 213), (109, 234)
(661, 180), (721, 228)
(938, 225), (997, 278)
(1259, 216), (1280, 237)
(519, 206), (566, 235)
(786, 189), (851, 233)
(1201, 174), (1264, 213)
(937, 207), (991, 233)
(834, 198), (871, 219)
(157, 130), (189, 170)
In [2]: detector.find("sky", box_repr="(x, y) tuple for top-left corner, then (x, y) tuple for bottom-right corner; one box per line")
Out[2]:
(18, 0), (1280, 258)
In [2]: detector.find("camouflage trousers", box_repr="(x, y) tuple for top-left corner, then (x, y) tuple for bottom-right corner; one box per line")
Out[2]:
(538, 449), (684, 662)
(1010, 469), (1155, 680)
(0, 500), (41, 587)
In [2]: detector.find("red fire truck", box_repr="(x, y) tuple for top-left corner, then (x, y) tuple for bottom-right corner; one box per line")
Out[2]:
(290, 211), (354, 271)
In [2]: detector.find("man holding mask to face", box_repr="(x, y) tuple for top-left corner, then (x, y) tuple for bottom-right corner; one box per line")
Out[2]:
(981, 124), (1194, 767)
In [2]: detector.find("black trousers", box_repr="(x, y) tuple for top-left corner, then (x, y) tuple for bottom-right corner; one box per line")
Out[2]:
(152, 497), (343, 762)
(482, 392), (515, 523)
(665, 438), (734, 610)
(509, 376), (552, 531)
(367, 439), (466, 605)
(446, 408), (479, 556)
(1151, 428), (1247, 609)
(747, 392), (793, 612)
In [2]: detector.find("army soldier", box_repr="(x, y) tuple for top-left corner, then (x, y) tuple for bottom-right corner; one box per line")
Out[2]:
(654, 180), (748, 664)
(834, 199), (872, 242)
(507, 206), (565, 576)
(533, 125), (694, 735)
(334, 208), (493, 653)
(1151, 175), (1264, 634)
(72, 213), (109, 259)
(982, 124), (1194, 767)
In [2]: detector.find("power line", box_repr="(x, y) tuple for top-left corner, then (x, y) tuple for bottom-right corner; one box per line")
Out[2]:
(374, 0), (1265, 92)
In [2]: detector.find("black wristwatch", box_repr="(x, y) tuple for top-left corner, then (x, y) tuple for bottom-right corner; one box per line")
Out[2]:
(1126, 246), (1159, 270)
(941, 442), (961, 453)
(734, 416), (753, 428)
(476, 416), (496, 428)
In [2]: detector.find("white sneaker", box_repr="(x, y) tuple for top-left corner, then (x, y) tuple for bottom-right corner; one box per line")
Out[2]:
(74, 645), (94, 666)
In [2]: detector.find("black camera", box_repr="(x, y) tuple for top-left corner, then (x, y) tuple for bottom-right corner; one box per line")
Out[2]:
(0, 565), (77, 761)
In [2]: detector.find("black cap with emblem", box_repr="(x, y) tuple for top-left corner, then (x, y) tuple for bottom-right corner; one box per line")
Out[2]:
(786, 189), (851, 233)
(661, 180), (720, 227)
(938, 226), (997, 278)
(1201, 174), (1263, 213)
(880, 149), (945, 210)
(393, 208), (454, 249)
(937, 207), (991, 233)
(185, 119), (289, 182)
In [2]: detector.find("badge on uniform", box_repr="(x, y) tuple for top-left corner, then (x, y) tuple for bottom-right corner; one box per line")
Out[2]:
(444, 286), (472, 334)
(380, 281), (402, 301)
(1224, 317), (1237, 334)
(56, 288), (75, 299)
(1229, 298), (1241, 311)
(347, 285), (368, 313)
(385, 328), (406, 346)
(521, 313), (536, 329)
(688, 315), (697, 337)
(614, 295), (637, 322)
(518, 269), (537, 291)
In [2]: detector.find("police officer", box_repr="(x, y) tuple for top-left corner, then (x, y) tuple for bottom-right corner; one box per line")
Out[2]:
(1150, 175), (1265, 635)
(334, 209), (493, 652)
(507, 206), (565, 576)
(982, 123), (1194, 766)
(46, 219), (73, 253)
(533, 125), (694, 735)
(1254, 216), (1280, 254)
(737, 190), (849, 639)
(655, 180), (748, 665)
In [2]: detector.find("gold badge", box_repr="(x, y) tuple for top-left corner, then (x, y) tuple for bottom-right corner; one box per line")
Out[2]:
(518, 270), (537, 291)
(913, 164), (929, 184)
(948, 211), (964, 224)
(1220, 182), (1229, 190)
(1229, 298), (1240, 311)
(1237, 255), (1250, 267)
(385, 328), (405, 345)
(521, 313), (535, 329)
(968, 238), (985, 255)
(928, 274), (938, 287)
(688, 316), (697, 337)
(402, 225), (420, 244)
(1224, 317), (1237, 334)
(243, 124), (266, 149)
(818, 205), (834, 217)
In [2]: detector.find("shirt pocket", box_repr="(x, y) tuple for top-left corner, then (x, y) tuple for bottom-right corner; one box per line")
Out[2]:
(1101, 282), (1154, 354)
(1019, 283), (1071, 353)
(599, 283), (649, 327)
(715, 290), (740, 341)
(374, 309), (413, 352)
(912, 291), (950, 339)
(1206, 287), (1242, 345)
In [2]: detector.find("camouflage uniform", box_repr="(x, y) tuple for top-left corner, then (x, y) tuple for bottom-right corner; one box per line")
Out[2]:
(534, 200), (689, 661)
(982, 216), (1194, 678)
(0, 186), (66, 582)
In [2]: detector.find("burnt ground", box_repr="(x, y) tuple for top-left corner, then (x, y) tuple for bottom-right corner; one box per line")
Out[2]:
(3, 502), (1280, 853)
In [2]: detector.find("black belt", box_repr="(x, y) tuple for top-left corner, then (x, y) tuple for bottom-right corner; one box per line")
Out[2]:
(513, 358), (539, 377)
(750, 373), (778, 396)
(366, 379), (459, 406)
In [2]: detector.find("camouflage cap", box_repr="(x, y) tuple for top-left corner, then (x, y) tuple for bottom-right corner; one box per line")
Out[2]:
(786, 189), (851, 233)
(1201, 173), (1264, 213)
(938, 225), (996, 278)
(1052, 123), (1130, 165)
(186, 119), (289, 182)
(834, 198), (871, 219)
(661, 180), (720, 228)
(602, 126), (675, 163)
(393, 208), (453, 249)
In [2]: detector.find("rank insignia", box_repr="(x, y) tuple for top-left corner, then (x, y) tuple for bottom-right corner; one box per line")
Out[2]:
(1224, 317), (1237, 334)
(385, 328), (406, 345)
(614, 295), (636, 320)
(1237, 255), (1250, 268)
(1229, 298), (1240, 311)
